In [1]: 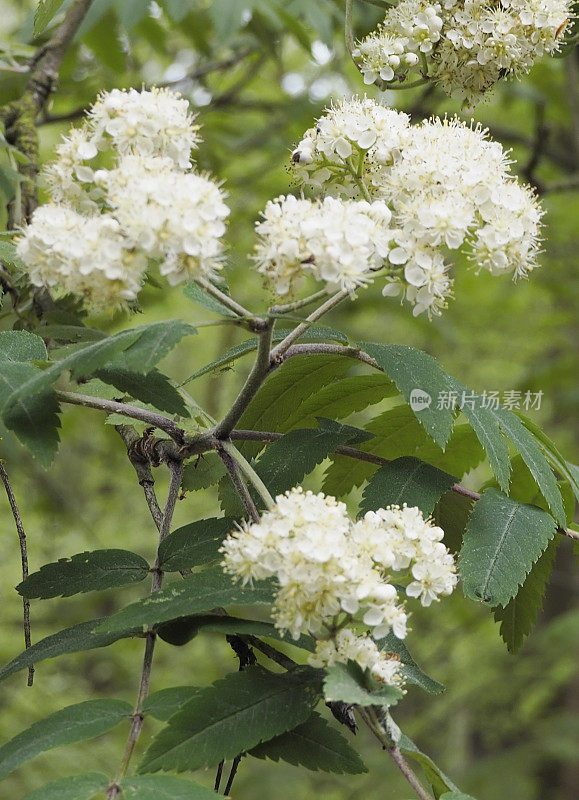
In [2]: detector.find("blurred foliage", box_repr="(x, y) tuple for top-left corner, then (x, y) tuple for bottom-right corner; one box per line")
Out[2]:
(0, 1), (577, 798)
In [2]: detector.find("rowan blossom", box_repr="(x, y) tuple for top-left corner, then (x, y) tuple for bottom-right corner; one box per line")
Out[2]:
(353, 0), (572, 105)
(221, 487), (457, 687)
(17, 88), (228, 306)
(253, 195), (393, 295)
(15, 205), (147, 305)
(290, 98), (543, 316)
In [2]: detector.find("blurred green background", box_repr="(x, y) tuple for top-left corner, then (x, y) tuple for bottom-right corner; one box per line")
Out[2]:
(0, 1), (577, 798)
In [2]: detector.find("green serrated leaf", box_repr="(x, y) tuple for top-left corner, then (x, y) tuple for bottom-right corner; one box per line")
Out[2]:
(119, 320), (196, 374)
(377, 632), (445, 694)
(182, 328), (348, 384)
(323, 661), (403, 707)
(0, 362), (61, 467)
(95, 367), (189, 417)
(39, 324), (107, 344)
(433, 490), (475, 554)
(360, 343), (456, 447)
(139, 665), (323, 773)
(0, 238), (24, 269)
(250, 711), (367, 774)
(183, 282), (238, 317)
(17, 549), (150, 599)
(120, 774), (226, 800)
(181, 454), (227, 494)
(459, 488), (557, 607)
(95, 566), (275, 634)
(493, 537), (560, 653)
(448, 381), (511, 492)
(238, 355), (353, 457)
(283, 374), (397, 431)
(157, 517), (235, 572)
(11, 322), (188, 397)
(34, 0), (65, 35)
(491, 407), (566, 525)
(0, 330), (47, 362)
(19, 772), (109, 800)
(0, 699), (132, 780)
(360, 457), (457, 517)
(399, 734), (459, 797)
(255, 427), (356, 496)
(516, 413), (579, 504)
(0, 619), (140, 683)
(143, 687), (201, 722)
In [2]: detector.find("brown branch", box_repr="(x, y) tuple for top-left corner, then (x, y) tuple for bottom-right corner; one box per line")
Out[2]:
(106, 459), (183, 800)
(0, 462), (34, 686)
(57, 390), (185, 445)
(388, 745), (435, 800)
(28, 0), (95, 113)
(115, 426), (164, 532)
(0, 0), (95, 224)
(216, 443), (260, 523)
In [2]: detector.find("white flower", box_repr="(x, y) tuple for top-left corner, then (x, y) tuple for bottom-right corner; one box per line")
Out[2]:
(351, 0), (571, 102)
(221, 488), (457, 681)
(16, 205), (147, 305)
(88, 87), (200, 168)
(24, 87), (228, 305)
(96, 155), (229, 284)
(253, 194), (393, 295)
(291, 99), (543, 315)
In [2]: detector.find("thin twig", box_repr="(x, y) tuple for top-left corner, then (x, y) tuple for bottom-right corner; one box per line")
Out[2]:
(27, 0), (95, 112)
(106, 461), (183, 799)
(0, 462), (34, 686)
(115, 426), (164, 532)
(57, 390), (185, 445)
(269, 289), (329, 315)
(224, 755), (242, 795)
(389, 745), (435, 800)
(159, 47), (254, 88)
(214, 760), (225, 792)
(195, 276), (256, 319)
(213, 321), (274, 439)
(281, 342), (379, 369)
(216, 444), (261, 523)
(270, 291), (351, 360)
(241, 635), (297, 671)
(220, 440), (275, 509)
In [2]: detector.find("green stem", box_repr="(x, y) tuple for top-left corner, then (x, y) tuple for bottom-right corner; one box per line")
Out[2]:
(383, 77), (431, 91)
(270, 290), (351, 359)
(220, 440), (275, 510)
(345, 0), (357, 65)
(216, 444), (261, 523)
(346, 156), (372, 201)
(269, 289), (329, 315)
(212, 320), (274, 439)
(195, 276), (256, 319)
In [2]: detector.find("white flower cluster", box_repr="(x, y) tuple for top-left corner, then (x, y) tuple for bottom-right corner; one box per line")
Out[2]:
(353, 1), (442, 85)
(221, 487), (457, 686)
(291, 98), (542, 316)
(353, 0), (571, 105)
(254, 195), (393, 295)
(17, 88), (228, 306)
